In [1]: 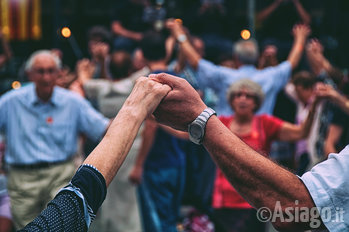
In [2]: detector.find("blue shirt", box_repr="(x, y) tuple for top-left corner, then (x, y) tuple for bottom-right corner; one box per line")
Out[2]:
(197, 59), (292, 116)
(0, 83), (109, 165)
(144, 127), (186, 169)
(301, 145), (349, 231)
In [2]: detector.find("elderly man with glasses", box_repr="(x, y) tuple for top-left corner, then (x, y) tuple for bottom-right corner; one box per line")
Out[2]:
(0, 50), (110, 230)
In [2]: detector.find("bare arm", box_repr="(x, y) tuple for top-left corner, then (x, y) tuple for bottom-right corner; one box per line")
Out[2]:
(203, 116), (315, 231)
(129, 118), (157, 184)
(287, 24), (311, 70)
(256, 0), (281, 23)
(277, 100), (317, 141)
(111, 21), (143, 41)
(316, 83), (349, 115)
(83, 77), (171, 186)
(324, 124), (342, 157)
(293, 0), (311, 25)
(306, 39), (331, 76)
(151, 73), (320, 230)
(159, 124), (189, 140)
(166, 20), (201, 69)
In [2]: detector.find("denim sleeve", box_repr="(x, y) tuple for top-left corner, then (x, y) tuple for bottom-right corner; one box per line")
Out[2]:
(300, 146), (349, 231)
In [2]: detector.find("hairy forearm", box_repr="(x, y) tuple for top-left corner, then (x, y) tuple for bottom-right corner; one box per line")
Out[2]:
(203, 116), (315, 230)
(83, 105), (145, 186)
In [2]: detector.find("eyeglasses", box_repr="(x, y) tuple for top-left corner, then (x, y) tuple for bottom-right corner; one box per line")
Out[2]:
(233, 92), (256, 99)
(33, 68), (58, 76)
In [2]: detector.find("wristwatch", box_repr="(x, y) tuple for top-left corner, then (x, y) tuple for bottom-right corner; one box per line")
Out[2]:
(188, 108), (216, 145)
(177, 34), (187, 43)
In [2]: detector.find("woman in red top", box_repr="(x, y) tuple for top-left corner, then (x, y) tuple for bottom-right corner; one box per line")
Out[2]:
(213, 79), (317, 232)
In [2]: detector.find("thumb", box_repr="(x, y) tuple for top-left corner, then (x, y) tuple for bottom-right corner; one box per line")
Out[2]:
(149, 73), (183, 90)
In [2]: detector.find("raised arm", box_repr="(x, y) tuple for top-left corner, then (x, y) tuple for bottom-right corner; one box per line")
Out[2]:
(111, 21), (143, 41)
(287, 24), (311, 70)
(151, 73), (320, 231)
(256, 0), (282, 23)
(84, 77), (171, 186)
(315, 83), (349, 115)
(21, 77), (171, 231)
(292, 0), (311, 25)
(166, 19), (201, 69)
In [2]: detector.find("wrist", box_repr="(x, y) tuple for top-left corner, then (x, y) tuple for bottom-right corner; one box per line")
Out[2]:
(176, 34), (188, 43)
(202, 115), (218, 145)
(188, 107), (216, 145)
(119, 103), (148, 125)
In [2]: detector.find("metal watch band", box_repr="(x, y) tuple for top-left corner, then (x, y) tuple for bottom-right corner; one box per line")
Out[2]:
(188, 107), (216, 145)
(177, 34), (187, 43)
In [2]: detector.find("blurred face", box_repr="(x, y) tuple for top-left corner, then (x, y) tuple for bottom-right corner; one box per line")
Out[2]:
(295, 85), (314, 105)
(29, 55), (59, 101)
(230, 88), (257, 115)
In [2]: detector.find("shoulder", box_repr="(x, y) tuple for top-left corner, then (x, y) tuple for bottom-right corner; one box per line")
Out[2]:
(0, 83), (33, 104)
(54, 86), (89, 106)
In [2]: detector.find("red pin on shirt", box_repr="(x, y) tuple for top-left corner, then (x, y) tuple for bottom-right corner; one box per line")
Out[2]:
(46, 116), (53, 124)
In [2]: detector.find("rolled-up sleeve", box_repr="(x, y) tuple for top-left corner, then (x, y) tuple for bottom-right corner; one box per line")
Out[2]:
(300, 146), (349, 231)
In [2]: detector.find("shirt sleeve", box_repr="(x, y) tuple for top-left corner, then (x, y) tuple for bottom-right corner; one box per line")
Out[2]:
(197, 59), (238, 91)
(300, 146), (349, 231)
(262, 61), (292, 90)
(77, 97), (109, 142)
(19, 164), (107, 232)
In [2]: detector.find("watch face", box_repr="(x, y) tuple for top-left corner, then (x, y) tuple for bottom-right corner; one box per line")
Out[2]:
(190, 123), (203, 139)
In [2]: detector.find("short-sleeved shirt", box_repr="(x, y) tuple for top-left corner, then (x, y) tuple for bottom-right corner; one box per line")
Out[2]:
(0, 83), (109, 165)
(197, 59), (292, 116)
(301, 145), (349, 231)
(213, 115), (283, 209)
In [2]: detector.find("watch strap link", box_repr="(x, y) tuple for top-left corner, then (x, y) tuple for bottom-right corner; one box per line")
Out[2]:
(188, 107), (216, 145)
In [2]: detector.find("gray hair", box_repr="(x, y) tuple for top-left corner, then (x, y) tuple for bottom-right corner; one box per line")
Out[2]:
(227, 78), (265, 112)
(24, 50), (62, 72)
(233, 39), (259, 65)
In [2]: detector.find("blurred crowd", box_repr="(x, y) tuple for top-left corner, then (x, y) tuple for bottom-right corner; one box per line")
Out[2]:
(0, 0), (349, 231)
